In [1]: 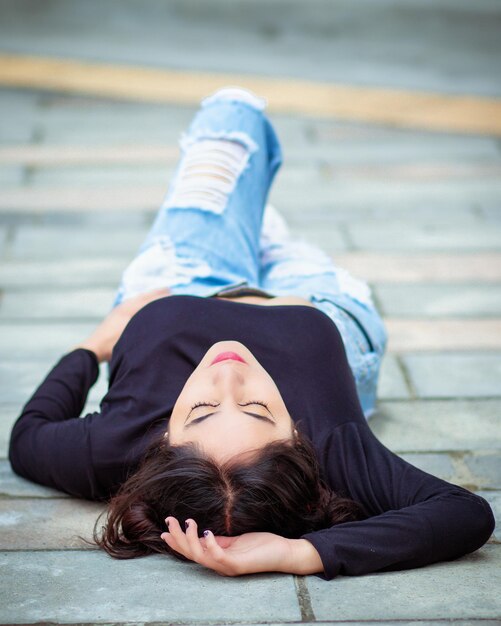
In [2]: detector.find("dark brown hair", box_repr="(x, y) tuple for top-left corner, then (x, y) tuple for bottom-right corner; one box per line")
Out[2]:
(94, 429), (365, 560)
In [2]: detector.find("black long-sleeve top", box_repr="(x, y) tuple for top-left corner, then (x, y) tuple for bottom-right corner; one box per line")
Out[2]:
(8, 295), (495, 580)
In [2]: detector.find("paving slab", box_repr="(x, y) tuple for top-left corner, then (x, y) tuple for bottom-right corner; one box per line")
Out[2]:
(306, 544), (500, 621)
(333, 252), (501, 283)
(348, 221), (501, 252)
(399, 453), (456, 483)
(376, 354), (410, 400)
(0, 550), (301, 624)
(0, 226), (6, 259)
(0, 459), (69, 497)
(287, 223), (349, 253)
(0, 322), (96, 360)
(29, 163), (173, 187)
(371, 399), (501, 453)
(0, 498), (104, 550)
(386, 318), (501, 352)
(0, 406), (18, 458)
(0, 165), (24, 186)
(0, 287), (115, 320)
(0, 184), (165, 212)
(464, 453), (501, 489)
(240, 623), (501, 626)
(10, 225), (148, 259)
(0, 258), (124, 287)
(402, 352), (501, 398)
(272, 176), (501, 216)
(375, 284), (501, 317)
(0, 89), (39, 144)
(0, 359), (109, 406)
(1, 0), (500, 97)
(36, 99), (194, 146)
(311, 122), (501, 161)
(476, 491), (501, 539)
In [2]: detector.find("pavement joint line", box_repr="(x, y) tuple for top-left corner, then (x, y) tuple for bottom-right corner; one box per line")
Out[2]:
(1, 53), (501, 135)
(293, 575), (316, 622)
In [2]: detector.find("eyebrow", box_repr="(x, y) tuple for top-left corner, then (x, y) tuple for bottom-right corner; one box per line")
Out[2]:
(184, 410), (276, 428)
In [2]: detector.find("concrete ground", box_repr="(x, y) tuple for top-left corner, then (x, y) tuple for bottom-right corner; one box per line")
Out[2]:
(0, 1), (500, 624)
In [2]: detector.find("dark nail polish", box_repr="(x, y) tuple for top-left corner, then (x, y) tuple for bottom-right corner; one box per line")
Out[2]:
(203, 530), (209, 537)
(185, 520), (190, 530)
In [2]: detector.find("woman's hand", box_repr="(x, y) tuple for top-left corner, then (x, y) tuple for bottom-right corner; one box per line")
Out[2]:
(73, 288), (171, 363)
(161, 516), (324, 577)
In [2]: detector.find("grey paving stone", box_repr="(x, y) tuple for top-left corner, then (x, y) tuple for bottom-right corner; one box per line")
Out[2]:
(1, 0), (500, 97)
(399, 453), (456, 482)
(0, 406), (18, 459)
(0, 360), (109, 406)
(402, 352), (501, 398)
(0, 288), (115, 320)
(375, 284), (501, 317)
(307, 544), (500, 621)
(0, 498), (105, 550)
(0, 258), (124, 287)
(0, 550), (300, 624)
(465, 453), (501, 489)
(287, 223), (348, 254)
(476, 491), (501, 539)
(30, 164), (173, 187)
(287, 202), (481, 226)
(377, 354), (410, 400)
(37, 102), (194, 146)
(11, 226), (148, 260)
(0, 226), (6, 259)
(0, 166), (24, 186)
(310, 123), (501, 162)
(249, 623), (501, 626)
(349, 222), (501, 252)
(371, 399), (501, 453)
(0, 460), (69, 497)
(0, 89), (39, 144)
(0, 322), (96, 360)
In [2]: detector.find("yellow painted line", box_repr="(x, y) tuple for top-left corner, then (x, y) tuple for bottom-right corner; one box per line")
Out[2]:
(0, 53), (500, 135)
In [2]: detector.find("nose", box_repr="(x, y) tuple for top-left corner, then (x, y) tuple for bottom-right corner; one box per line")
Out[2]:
(212, 361), (245, 390)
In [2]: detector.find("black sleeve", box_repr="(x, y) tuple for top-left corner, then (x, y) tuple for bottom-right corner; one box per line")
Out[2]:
(301, 421), (495, 580)
(8, 349), (103, 499)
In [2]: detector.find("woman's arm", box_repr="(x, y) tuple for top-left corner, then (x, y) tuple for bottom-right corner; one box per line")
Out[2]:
(9, 288), (171, 498)
(300, 422), (495, 580)
(8, 349), (102, 498)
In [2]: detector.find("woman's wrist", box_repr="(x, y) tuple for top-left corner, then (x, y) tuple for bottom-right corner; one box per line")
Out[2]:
(72, 339), (106, 363)
(287, 539), (324, 575)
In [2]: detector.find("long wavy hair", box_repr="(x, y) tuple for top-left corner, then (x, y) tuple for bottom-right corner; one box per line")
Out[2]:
(94, 428), (366, 560)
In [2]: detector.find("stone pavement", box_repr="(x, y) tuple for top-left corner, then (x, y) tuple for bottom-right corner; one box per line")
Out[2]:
(0, 1), (500, 624)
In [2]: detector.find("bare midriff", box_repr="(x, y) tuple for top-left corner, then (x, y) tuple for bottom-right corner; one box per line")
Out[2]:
(213, 294), (317, 308)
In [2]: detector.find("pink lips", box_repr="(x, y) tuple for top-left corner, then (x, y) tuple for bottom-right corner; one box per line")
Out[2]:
(210, 351), (247, 366)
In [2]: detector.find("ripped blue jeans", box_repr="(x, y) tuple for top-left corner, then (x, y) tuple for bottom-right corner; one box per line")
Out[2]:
(112, 87), (388, 418)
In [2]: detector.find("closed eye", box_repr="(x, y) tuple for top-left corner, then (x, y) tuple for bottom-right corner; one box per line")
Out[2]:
(184, 402), (275, 427)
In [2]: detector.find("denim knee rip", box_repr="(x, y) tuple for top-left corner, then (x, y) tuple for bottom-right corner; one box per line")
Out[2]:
(162, 132), (258, 215)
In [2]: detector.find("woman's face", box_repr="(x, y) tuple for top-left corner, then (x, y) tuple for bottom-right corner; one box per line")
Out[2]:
(168, 340), (295, 463)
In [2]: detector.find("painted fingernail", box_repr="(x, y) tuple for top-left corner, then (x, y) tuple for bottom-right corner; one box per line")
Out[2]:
(185, 520), (190, 530)
(203, 530), (210, 537)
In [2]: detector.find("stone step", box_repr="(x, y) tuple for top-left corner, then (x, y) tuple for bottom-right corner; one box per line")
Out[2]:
(371, 399), (501, 452)
(1, 253), (501, 286)
(2, 180), (501, 216)
(0, 546), (499, 623)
